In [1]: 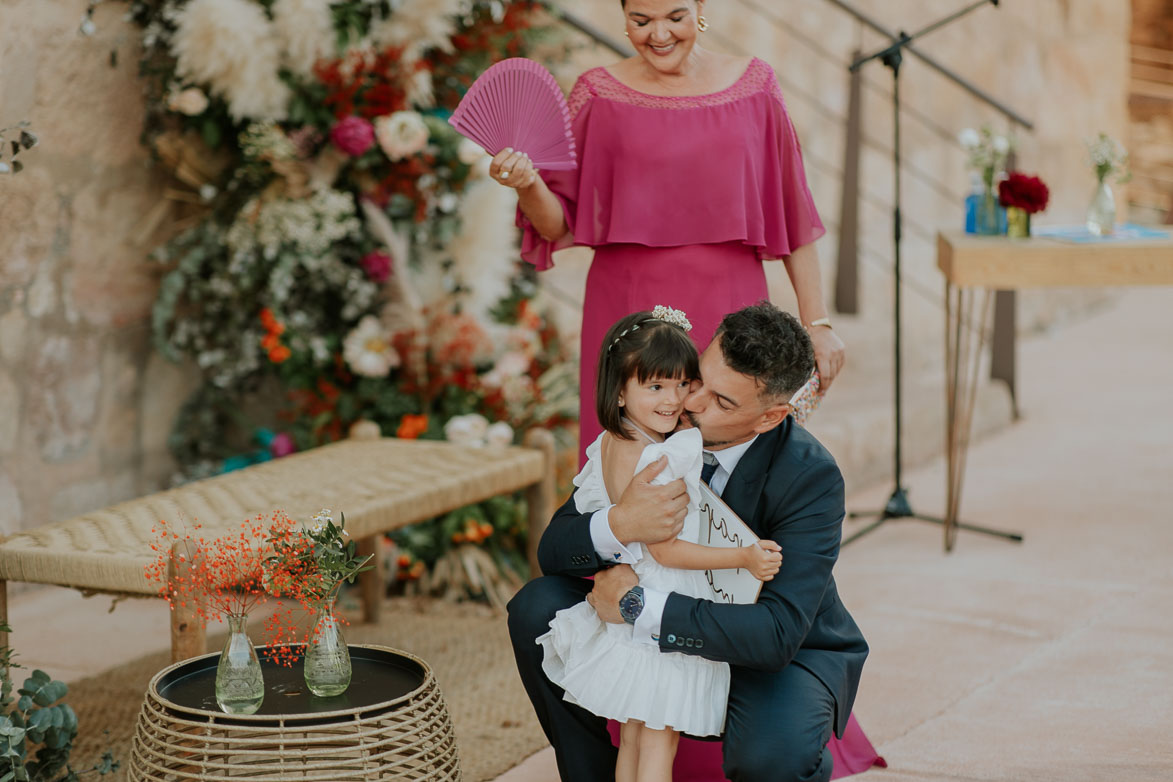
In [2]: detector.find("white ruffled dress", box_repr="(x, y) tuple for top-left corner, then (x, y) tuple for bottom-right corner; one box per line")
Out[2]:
(536, 427), (730, 736)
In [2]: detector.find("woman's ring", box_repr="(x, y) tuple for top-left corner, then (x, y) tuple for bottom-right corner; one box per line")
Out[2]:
(500, 169), (511, 178)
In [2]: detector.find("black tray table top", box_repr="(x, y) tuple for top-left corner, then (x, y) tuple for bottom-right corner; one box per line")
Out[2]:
(153, 644), (425, 724)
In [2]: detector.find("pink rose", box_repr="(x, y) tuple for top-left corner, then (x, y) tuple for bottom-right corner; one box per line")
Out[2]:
(269, 432), (297, 458)
(361, 250), (393, 283)
(330, 116), (375, 157)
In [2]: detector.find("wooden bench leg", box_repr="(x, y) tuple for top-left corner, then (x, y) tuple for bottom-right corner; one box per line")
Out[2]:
(0, 580), (8, 654)
(358, 535), (383, 624)
(169, 539), (206, 663)
(523, 428), (558, 578)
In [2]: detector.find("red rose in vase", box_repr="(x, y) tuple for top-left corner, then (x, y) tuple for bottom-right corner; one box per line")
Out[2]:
(998, 172), (1050, 214)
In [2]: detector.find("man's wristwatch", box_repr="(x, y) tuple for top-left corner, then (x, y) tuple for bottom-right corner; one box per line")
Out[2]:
(618, 585), (645, 625)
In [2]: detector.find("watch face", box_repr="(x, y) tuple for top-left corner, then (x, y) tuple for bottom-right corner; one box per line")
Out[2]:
(619, 587), (644, 623)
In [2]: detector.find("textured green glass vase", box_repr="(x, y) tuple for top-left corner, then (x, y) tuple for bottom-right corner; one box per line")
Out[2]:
(215, 613), (264, 714)
(304, 598), (352, 697)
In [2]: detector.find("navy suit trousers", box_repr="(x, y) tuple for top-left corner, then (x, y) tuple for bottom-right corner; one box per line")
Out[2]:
(508, 575), (836, 782)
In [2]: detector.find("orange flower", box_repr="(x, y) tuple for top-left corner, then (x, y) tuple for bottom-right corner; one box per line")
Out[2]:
(261, 333), (280, 352)
(396, 413), (428, 439)
(269, 345), (291, 363)
(260, 308), (278, 331)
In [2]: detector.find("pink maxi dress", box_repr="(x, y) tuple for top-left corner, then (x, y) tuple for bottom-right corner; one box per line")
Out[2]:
(518, 58), (885, 780)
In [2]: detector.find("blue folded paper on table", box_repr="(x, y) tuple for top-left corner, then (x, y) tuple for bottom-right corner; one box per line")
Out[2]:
(1032, 223), (1171, 242)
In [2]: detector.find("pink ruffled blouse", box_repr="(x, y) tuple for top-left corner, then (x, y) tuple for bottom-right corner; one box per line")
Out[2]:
(519, 58), (826, 270)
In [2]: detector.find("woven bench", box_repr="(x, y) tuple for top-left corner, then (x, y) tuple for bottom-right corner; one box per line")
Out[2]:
(0, 434), (556, 662)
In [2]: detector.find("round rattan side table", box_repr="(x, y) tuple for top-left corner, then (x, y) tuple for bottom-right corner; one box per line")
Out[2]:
(128, 645), (460, 781)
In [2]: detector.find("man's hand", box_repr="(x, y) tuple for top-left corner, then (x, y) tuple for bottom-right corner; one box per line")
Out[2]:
(809, 326), (845, 391)
(608, 456), (689, 546)
(587, 564), (638, 624)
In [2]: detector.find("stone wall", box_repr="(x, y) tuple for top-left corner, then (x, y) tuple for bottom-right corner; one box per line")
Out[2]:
(0, 0), (1136, 539)
(0, 1), (195, 540)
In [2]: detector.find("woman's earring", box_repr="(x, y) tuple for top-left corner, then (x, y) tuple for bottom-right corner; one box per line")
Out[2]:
(624, 30), (630, 37)
(697, 16), (709, 32)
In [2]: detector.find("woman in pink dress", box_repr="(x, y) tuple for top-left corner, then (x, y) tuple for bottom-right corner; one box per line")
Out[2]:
(494, 3), (846, 461)
(492, 1), (882, 778)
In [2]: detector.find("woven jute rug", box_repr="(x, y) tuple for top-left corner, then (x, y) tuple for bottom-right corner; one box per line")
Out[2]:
(67, 598), (549, 782)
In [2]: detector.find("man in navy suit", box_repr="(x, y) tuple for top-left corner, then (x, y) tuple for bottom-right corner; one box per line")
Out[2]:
(508, 302), (868, 782)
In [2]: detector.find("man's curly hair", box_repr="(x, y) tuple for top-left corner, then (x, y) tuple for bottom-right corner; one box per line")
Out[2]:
(715, 301), (814, 402)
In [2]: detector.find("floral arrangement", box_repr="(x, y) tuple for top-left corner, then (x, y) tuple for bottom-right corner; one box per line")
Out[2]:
(998, 172), (1049, 214)
(265, 509), (372, 608)
(147, 513), (308, 664)
(1086, 132), (1132, 185)
(959, 125), (1013, 189)
(116, 1), (578, 584)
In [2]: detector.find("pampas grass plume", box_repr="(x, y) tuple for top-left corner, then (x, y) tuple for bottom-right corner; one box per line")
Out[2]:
(171, 0), (290, 121)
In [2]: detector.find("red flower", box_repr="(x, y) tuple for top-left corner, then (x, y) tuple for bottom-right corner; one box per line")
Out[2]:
(330, 116), (375, 157)
(361, 250), (393, 283)
(397, 414), (429, 439)
(998, 172), (1049, 214)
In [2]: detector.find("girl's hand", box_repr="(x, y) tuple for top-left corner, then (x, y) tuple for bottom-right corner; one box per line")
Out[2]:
(489, 147), (539, 190)
(744, 539), (782, 581)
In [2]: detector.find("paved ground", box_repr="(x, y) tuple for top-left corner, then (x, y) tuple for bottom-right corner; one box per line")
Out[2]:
(8, 287), (1172, 781)
(495, 287), (1173, 781)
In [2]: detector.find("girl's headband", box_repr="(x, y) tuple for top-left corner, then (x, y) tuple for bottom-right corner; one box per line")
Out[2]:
(607, 305), (693, 352)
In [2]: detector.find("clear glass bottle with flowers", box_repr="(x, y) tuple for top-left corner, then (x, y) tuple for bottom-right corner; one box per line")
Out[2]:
(1085, 132), (1132, 236)
(959, 126), (1012, 235)
(147, 513), (304, 714)
(267, 509), (373, 697)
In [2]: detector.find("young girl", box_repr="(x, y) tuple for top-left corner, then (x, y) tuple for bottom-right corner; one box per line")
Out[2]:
(537, 306), (783, 782)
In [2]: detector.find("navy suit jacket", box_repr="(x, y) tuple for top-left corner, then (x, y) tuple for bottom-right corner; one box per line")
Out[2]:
(537, 418), (868, 737)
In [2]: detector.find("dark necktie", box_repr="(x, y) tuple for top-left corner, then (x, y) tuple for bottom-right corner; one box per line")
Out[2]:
(701, 452), (719, 485)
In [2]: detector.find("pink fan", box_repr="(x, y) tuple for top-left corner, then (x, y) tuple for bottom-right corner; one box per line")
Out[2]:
(448, 58), (577, 171)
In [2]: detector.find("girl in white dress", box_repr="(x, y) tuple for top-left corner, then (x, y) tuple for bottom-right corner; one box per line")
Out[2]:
(537, 306), (783, 782)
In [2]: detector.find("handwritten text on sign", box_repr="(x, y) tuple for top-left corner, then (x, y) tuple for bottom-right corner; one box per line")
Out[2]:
(697, 483), (764, 605)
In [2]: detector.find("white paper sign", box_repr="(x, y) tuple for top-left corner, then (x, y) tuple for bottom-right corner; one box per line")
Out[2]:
(697, 483), (764, 604)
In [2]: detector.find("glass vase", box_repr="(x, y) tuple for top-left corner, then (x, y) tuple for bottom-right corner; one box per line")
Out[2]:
(1086, 180), (1115, 236)
(974, 187), (1002, 236)
(304, 597), (351, 697)
(215, 612), (264, 714)
(1006, 207), (1031, 238)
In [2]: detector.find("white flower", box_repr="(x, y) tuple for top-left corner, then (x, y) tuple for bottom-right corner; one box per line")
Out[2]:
(374, 111), (429, 161)
(992, 135), (1010, 155)
(309, 508), (332, 533)
(458, 137), (487, 165)
(444, 414), (490, 447)
(272, 0), (335, 77)
(437, 192), (459, 213)
(482, 350), (530, 388)
(342, 315), (400, 377)
(486, 421), (514, 448)
(168, 87), (210, 115)
(958, 128), (980, 150)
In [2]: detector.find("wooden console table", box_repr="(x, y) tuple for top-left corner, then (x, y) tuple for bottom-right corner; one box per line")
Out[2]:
(937, 229), (1173, 550)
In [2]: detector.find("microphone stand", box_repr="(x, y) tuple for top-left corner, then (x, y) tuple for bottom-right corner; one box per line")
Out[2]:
(841, 0), (1023, 548)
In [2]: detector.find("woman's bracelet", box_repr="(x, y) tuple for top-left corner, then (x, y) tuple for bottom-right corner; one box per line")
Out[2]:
(806, 317), (833, 330)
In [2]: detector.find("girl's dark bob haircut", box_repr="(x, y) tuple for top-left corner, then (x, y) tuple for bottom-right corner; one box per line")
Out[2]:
(595, 310), (699, 440)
